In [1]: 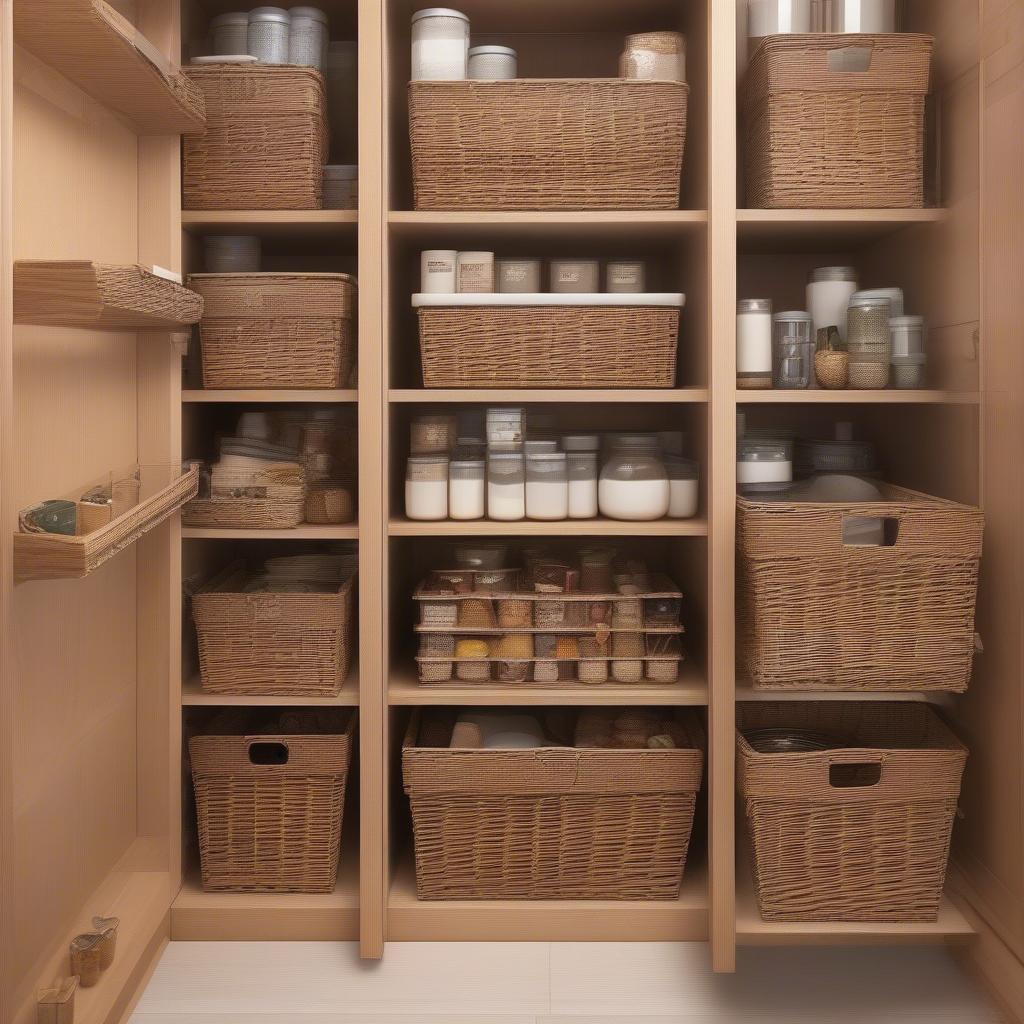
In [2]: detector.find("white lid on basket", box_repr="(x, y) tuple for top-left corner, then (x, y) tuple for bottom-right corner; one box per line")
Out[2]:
(412, 292), (685, 308)
(211, 12), (249, 26)
(191, 54), (259, 64)
(324, 164), (358, 178)
(412, 8), (470, 23)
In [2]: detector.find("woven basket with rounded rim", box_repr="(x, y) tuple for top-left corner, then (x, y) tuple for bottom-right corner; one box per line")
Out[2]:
(738, 701), (967, 922)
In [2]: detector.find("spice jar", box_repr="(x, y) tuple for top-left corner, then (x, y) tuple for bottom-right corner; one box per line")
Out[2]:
(468, 45), (517, 80)
(665, 456), (699, 518)
(598, 435), (670, 521)
(248, 7), (291, 64)
(289, 6), (328, 68)
(406, 454), (449, 520)
(496, 257), (541, 294)
(487, 450), (525, 521)
(456, 251), (494, 293)
(211, 12), (250, 55)
(772, 311), (813, 389)
(420, 249), (458, 293)
(567, 451), (598, 520)
(526, 452), (568, 520)
(847, 295), (892, 389)
(449, 453), (485, 520)
(411, 8), (469, 80)
(737, 299), (773, 389)
(323, 165), (358, 209)
(620, 32), (686, 82)
(737, 439), (793, 489)
(606, 259), (646, 293)
(204, 234), (261, 273)
(550, 259), (599, 294)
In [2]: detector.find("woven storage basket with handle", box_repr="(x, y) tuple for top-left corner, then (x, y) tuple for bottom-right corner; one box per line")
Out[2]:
(409, 79), (687, 210)
(737, 484), (983, 691)
(738, 702), (967, 922)
(744, 34), (933, 208)
(189, 273), (356, 390)
(403, 709), (702, 899)
(183, 64), (327, 210)
(190, 711), (354, 892)
(192, 561), (355, 696)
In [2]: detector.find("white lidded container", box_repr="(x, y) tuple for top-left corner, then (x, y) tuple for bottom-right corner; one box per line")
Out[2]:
(203, 235), (261, 273)
(665, 456), (699, 519)
(550, 259), (599, 294)
(456, 251), (494, 293)
(496, 257), (541, 294)
(406, 454), (449, 520)
(210, 12), (249, 56)
(449, 453), (486, 520)
(248, 7), (291, 64)
(825, 0), (897, 32)
(851, 286), (904, 317)
(889, 315), (926, 358)
(289, 6), (329, 68)
(487, 450), (525, 521)
(736, 298), (773, 389)
(806, 266), (858, 388)
(620, 32), (686, 82)
(323, 165), (358, 209)
(468, 45), (517, 80)
(606, 259), (646, 293)
(737, 439), (792, 487)
(748, 0), (812, 37)
(411, 8), (469, 81)
(598, 434), (670, 521)
(525, 452), (568, 521)
(567, 451), (598, 519)
(421, 250), (458, 293)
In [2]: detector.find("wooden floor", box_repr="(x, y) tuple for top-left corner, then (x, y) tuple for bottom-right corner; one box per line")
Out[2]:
(131, 942), (1001, 1022)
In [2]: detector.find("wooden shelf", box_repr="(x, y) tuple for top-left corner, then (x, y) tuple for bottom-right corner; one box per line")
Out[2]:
(182, 524), (358, 540)
(13, 0), (206, 135)
(181, 210), (358, 238)
(389, 517), (708, 537)
(737, 389), (979, 405)
(182, 670), (359, 707)
(737, 208), (947, 251)
(387, 853), (708, 942)
(184, 389), (358, 403)
(13, 261), (202, 331)
(390, 388), (709, 404)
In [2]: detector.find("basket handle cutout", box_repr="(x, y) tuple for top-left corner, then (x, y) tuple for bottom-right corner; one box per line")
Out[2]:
(827, 752), (884, 789)
(248, 741), (289, 766)
(841, 515), (900, 547)
(826, 45), (874, 74)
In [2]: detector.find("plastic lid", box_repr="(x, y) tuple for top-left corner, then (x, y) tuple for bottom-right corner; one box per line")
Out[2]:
(488, 450), (523, 462)
(290, 6), (329, 22)
(211, 11), (249, 26)
(412, 7), (470, 23)
(524, 439), (559, 454)
(250, 7), (291, 22)
(772, 310), (812, 323)
(469, 45), (517, 56)
(324, 164), (358, 178)
(848, 294), (892, 309)
(738, 298), (771, 314)
(809, 266), (857, 283)
(889, 315), (925, 328)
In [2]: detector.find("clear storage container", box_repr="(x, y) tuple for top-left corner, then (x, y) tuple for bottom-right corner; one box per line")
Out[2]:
(567, 451), (598, 520)
(892, 353), (928, 390)
(847, 295), (892, 389)
(406, 454), (449, 520)
(665, 456), (699, 519)
(449, 454), (485, 520)
(487, 450), (525, 521)
(598, 435), (670, 521)
(211, 12), (250, 56)
(411, 8), (469, 80)
(772, 311), (813, 390)
(890, 315), (926, 358)
(737, 298), (773, 389)
(468, 45), (517, 80)
(526, 452), (568, 521)
(825, 0), (897, 32)
(248, 7), (290, 64)
(737, 439), (792, 489)
(289, 6), (328, 68)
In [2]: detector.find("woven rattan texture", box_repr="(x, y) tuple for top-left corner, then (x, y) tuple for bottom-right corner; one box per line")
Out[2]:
(182, 497), (306, 529)
(418, 306), (679, 388)
(737, 485), (983, 691)
(737, 702), (967, 922)
(409, 80), (687, 211)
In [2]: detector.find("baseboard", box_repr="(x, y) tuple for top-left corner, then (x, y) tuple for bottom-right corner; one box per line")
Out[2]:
(111, 916), (169, 1024)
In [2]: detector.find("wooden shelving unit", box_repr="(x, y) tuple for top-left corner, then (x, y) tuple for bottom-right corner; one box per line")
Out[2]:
(181, 210), (358, 238)
(181, 524), (358, 541)
(390, 388), (709, 403)
(183, 389), (359, 403)
(387, 517), (709, 537)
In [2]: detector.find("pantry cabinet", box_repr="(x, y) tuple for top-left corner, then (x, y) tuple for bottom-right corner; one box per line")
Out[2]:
(1, 0), (1023, 1022)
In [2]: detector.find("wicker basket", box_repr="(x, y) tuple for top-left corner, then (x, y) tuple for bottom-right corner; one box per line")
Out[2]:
(409, 79), (688, 210)
(738, 702), (967, 922)
(305, 481), (355, 524)
(190, 710), (354, 892)
(189, 273), (356, 390)
(737, 484), (983, 691)
(183, 64), (327, 210)
(404, 709), (703, 900)
(744, 34), (933, 208)
(192, 561), (355, 696)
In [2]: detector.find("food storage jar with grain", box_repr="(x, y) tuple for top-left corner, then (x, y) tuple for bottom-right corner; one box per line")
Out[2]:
(456, 251), (494, 293)
(211, 12), (249, 55)
(825, 0), (897, 32)
(665, 456), (699, 518)
(468, 45), (517, 80)
(567, 451), (598, 519)
(550, 259), (599, 294)
(203, 235), (261, 273)
(526, 452), (568, 521)
(496, 257), (541, 294)
(847, 295), (892, 389)
(289, 6), (328, 68)
(737, 298), (773, 389)
(620, 32), (686, 82)
(420, 250), (457, 293)
(748, 0), (812, 37)
(248, 7), (291, 64)
(772, 311), (814, 389)
(487, 450), (525, 521)
(598, 435), (670, 521)
(406, 454), (449, 520)
(737, 439), (792, 488)
(449, 453), (486, 520)
(606, 259), (646, 293)
(411, 8), (469, 80)
(323, 165), (357, 209)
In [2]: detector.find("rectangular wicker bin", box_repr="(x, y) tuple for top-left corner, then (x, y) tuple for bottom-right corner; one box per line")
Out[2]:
(183, 64), (327, 210)
(189, 273), (356, 390)
(738, 702), (967, 922)
(737, 484), (983, 691)
(192, 561), (356, 697)
(403, 709), (703, 900)
(744, 33), (933, 208)
(414, 294), (683, 389)
(409, 79), (687, 210)
(190, 710), (354, 893)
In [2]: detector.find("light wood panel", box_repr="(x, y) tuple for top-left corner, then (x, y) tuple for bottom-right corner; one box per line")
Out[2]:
(183, 389), (358, 403)
(181, 210), (358, 239)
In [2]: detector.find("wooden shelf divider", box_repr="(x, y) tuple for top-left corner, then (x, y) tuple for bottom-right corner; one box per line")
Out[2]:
(388, 517), (709, 537)
(184, 389), (358, 404)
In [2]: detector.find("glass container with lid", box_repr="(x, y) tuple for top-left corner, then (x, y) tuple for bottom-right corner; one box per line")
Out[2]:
(794, 422), (877, 477)
(487, 450), (525, 521)
(468, 45), (517, 80)
(665, 455), (699, 519)
(598, 435), (670, 521)
(772, 311), (813, 389)
(248, 7), (291, 64)
(289, 6), (329, 68)
(525, 451), (568, 521)
(406, 454), (449, 521)
(411, 8), (470, 81)
(567, 451), (598, 520)
(847, 295), (892, 389)
(448, 453), (485, 520)
(737, 439), (793, 490)
(737, 298), (773, 389)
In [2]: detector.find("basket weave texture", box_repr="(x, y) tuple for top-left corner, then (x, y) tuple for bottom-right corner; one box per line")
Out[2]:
(737, 484), (983, 691)
(193, 561), (355, 696)
(409, 79), (688, 211)
(738, 702), (967, 922)
(184, 64), (327, 210)
(190, 711), (354, 892)
(403, 710), (703, 900)
(744, 34), (933, 208)
(189, 273), (356, 390)
(418, 305), (679, 388)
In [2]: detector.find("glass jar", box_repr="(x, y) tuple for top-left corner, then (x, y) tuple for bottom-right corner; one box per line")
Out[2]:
(665, 455), (699, 519)
(851, 286), (904, 317)
(806, 266), (858, 379)
(550, 259), (599, 294)
(449, 454), (485, 520)
(468, 45), (517, 80)
(606, 259), (646, 293)
(248, 7), (290, 64)
(526, 452), (568, 521)
(772, 311), (813, 389)
(211, 12), (250, 55)
(890, 315), (926, 358)
(289, 6), (328, 68)
(598, 435), (670, 521)
(487, 450), (525, 521)
(826, 0), (897, 33)
(411, 8), (469, 81)
(620, 32), (686, 82)
(737, 439), (792, 488)
(891, 354), (928, 390)
(737, 298), (773, 389)
(496, 257), (541, 293)
(567, 451), (599, 520)
(486, 406), (524, 447)
(405, 455), (448, 520)
(847, 295), (892, 389)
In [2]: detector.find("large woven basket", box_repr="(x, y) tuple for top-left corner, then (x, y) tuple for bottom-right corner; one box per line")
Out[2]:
(409, 79), (688, 210)
(738, 702), (967, 922)
(189, 273), (356, 390)
(183, 64), (327, 210)
(403, 709), (703, 900)
(737, 484), (983, 691)
(744, 34), (933, 208)
(192, 561), (355, 697)
(190, 711), (354, 892)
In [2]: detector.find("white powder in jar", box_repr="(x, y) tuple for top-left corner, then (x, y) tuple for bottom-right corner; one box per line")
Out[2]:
(598, 478), (670, 521)
(668, 478), (699, 518)
(568, 477), (598, 519)
(487, 481), (525, 521)
(405, 479), (448, 520)
(526, 479), (568, 520)
(449, 477), (485, 520)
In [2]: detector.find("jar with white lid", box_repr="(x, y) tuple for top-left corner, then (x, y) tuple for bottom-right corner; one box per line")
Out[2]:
(411, 8), (469, 81)
(748, 0), (812, 37)
(567, 451), (598, 519)
(825, 0), (897, 32)
(468, 45), (517, 80)
(665, 456), (699, 519)
(550, 259), (599, 294)
(598, 435), (670, 521)
(737, 298), (773, 390)
(772, 311), (813, 389)
(496, 258), (541, 294)
(806, 266), (858, 387)
(606, 259), (646, 293)
(323, 165), (357, 209)
(406, 454), (449, 520)
(204, 235), (261, 273)
(526, 452), (568, 521)
(211, 12), (249, 56)
(487, 451), (525, 521)
(851, 286), (904, 317)
(421, 250), (457, 293)
(890, 315), (926, 358)
(289, 6), (328, 68)
(847, 295), (892, 389)
(449, 454), (485, 520)
(248, 7), (290, 64)
(737, 439), (792, 488)
(620, 32), (686, 82)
